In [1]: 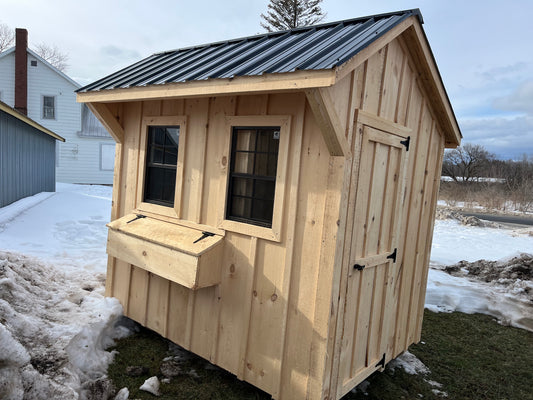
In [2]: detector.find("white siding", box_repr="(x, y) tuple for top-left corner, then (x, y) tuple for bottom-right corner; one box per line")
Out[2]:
(0, 50), (115, 184)
(0, 52), (15, 106)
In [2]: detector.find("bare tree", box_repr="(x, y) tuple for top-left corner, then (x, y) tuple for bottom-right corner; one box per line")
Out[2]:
(34, 43), (69, 72)
(261, 0), (326, 32)
(442, 143), (495, 183)
(0, 22), (14, 53)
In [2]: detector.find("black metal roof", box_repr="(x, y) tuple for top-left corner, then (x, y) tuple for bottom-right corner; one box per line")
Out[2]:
(78, 9), (422, 93)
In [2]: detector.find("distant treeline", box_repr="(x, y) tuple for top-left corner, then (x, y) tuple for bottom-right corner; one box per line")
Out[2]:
(440, 144), (533, 212)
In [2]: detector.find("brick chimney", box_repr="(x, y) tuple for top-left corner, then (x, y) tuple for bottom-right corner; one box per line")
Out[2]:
(14, 28), (28, 115)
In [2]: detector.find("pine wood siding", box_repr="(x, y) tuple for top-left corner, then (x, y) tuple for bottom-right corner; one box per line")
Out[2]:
(85, 24), (459, 400)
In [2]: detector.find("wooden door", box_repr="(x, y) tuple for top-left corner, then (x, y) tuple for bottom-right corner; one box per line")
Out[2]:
(337, 117), (410, 396)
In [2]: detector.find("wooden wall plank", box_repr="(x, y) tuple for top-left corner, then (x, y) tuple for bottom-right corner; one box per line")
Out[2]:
(201, 96), (236, 226)
(393, 97), (432, 354)
(181, 98), (210, 223)
(146, 273), (170, 336)
(379, 40), (404, 120)
(279, 101), (331, 400)
(361, 48), (386, 115)
(215, 232), (255, 373)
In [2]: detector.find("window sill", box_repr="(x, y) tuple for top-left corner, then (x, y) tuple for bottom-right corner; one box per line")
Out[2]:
(107, 214), (224, 289)
(218, 219), (280, 242)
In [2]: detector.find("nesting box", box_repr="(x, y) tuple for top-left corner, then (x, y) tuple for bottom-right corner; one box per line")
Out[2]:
(78, 9), (461, 399)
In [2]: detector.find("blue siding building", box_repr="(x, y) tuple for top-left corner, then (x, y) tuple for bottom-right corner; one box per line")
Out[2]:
(0, 100), (64, 207)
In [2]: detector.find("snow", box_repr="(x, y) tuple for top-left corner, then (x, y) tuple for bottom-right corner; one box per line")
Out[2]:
(0, 183), (531, 398)
(0, 184), (129, 400)
(427, 219), (533, 331)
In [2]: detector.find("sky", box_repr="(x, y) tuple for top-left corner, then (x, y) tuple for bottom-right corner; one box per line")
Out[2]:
(1, 0), (532, 159)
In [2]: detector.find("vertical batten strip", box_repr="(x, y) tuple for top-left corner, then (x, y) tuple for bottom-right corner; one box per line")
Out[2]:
(408, 122), (439, 342)
(403, 110), (433, 349)
(415, 133), (444, 339)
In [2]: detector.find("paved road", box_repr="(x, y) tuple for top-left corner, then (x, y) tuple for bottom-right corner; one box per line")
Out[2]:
(460, 212), (533, 226)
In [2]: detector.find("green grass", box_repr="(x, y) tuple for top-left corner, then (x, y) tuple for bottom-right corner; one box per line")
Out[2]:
(108, 311), (533, 399)
(345, 311), (533, 400)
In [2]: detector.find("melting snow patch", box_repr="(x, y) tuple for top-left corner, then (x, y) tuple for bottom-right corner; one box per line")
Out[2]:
(388, 351), (429, 375)
(139, 376), (160, 396)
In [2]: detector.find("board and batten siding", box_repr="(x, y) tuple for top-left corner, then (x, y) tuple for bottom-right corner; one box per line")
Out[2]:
(99, 31), (454, 400)
(0, 109), (56, 207)
(0, 50), (115, 184)
(327, 36), (447, 399)
(104, 92), (343, 399)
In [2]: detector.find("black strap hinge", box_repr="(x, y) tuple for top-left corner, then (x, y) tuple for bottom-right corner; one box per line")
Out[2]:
(353, 263), (365, 271)
(375, 353), (386, 369)
(193, 231), (215, 243)
(387, 248), (397, 263)
(400, 136), (410, 151)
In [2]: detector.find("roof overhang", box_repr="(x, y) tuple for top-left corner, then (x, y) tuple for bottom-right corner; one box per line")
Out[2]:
(0, 101), (65, 141)
(77, 15), (460, 148)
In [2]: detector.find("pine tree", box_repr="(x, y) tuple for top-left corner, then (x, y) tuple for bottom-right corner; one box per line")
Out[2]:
(260, 0), (326, 32)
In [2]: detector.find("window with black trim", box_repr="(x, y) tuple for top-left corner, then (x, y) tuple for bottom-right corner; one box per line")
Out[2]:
(143, 126), (180, 207)
(43, 96), (55, 119)
(226, 126), (280, 227)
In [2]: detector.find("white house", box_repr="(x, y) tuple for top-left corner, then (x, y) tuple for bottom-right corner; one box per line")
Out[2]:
(0, 28), (114, 184)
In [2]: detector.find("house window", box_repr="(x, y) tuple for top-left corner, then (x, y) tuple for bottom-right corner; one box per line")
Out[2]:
(43, 96), (55, 119)
(226, 127), (280, 228)
(143, 125), (180, 207)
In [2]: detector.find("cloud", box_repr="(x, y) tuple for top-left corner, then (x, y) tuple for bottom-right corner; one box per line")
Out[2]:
(99, 45), (142, 62)
(493, 81), (533, 114)
(459, 115), (533, 159)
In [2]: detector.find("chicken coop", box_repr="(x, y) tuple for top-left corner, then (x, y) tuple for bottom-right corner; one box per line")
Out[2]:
(77, 9), (461, 399)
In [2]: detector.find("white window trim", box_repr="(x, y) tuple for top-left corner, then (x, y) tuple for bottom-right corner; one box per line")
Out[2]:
(42, 95), (56, 120)
(217, 115), (291, 242)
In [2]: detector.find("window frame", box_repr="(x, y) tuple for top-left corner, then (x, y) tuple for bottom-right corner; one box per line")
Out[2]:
(218, 115), (291, 242)
(42, 95), (56, 120)
(136, 115), (187, 220)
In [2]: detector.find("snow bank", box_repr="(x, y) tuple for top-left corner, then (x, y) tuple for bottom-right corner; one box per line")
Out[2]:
(0, 251), (126, 399)
(0, 184), (127, 399)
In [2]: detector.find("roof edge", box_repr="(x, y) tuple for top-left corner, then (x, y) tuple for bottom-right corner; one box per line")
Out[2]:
(0, 100), (65, 142)
(155, 9), (423, 56)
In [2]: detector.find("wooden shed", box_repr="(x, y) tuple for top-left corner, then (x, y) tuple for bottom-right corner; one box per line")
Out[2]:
(77, 9), (461, 399)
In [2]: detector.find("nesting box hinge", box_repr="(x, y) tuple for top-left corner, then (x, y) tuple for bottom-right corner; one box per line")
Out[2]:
(193, 231), (215, 243)
(353, 263), (365, 271)
(387, 248), (397, 263)
(127, 214), (146, 224)
(400, 136), (410, 151)
(375, 353), (386, 369)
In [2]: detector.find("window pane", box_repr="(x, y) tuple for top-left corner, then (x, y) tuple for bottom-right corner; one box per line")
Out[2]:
(251, 199), (274, 222)
(231, 177), (253, 197)
(254, 179), (275, 201)
(231, 197), (252, 219)
(254, 153), (269, 176)
(235, 130), (256, 151)
(234, 152), (255, 174)
(152, 146), (163, 164)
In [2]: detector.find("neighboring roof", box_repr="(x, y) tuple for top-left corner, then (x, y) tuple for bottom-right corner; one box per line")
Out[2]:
(0, 46), (80, 88)
(0, 100), (65, 141)
(78, 9), (422, 93)
(78, 104), (112, 138)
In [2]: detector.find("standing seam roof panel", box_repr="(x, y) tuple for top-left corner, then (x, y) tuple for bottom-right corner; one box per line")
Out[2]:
(77, 9), (422, 93)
